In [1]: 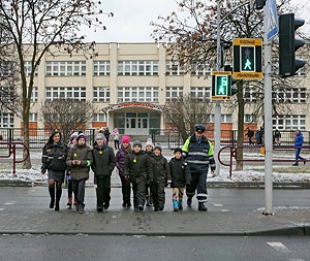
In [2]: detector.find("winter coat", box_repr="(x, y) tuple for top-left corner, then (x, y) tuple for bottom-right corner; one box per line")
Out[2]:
(151, 154), (171, 183)
(295, 133), (304, 147)
(116, 145), (131, 177)
(124, 150), (153, 181)
(41, 142), (68, 173)
(66, 144), (93, 181)
(182, 135), (216, 173)
(91, 144), (116, 177)
(169, 157), (191, 188)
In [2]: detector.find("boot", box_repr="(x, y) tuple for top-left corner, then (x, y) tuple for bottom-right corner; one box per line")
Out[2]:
(173, 201), (179, 212)
(67, 197), (72, 207)
(146, 195), (151, 207)
(55, 189), (62, 211)
(178, 201), (183, 211)
(198, 202), (207, 211)
(48, 187), (55, 209)
(187, 197), (192, 207)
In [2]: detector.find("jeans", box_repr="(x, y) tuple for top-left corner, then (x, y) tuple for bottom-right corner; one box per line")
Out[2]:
(295, 148), (306, 164)
(72, 180), (86, 209)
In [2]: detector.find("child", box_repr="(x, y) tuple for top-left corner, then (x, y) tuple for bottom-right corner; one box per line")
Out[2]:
(66, 132), (78, 208)
(151, 145), (171, 211)
(124, 140), (153, 211)
(92, 133), (116, 212)
(169, 148), (191, 211)
(145, 138), (154, 207)
(66, 133), (93, 214)
(112, 128), (120, 150)
(116, 136), (132, 208)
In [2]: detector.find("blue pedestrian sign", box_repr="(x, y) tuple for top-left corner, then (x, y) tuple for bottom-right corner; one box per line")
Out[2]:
(266, 0), (279, 41)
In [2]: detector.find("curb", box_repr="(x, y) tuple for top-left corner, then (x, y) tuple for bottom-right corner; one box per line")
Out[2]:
(1, 226), (309, 237)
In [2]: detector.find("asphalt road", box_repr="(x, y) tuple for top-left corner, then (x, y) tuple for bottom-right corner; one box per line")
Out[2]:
(0, 235), (309, 261)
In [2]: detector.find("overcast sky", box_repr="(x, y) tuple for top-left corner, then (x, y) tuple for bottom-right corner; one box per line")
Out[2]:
(83, 0), (309, 43)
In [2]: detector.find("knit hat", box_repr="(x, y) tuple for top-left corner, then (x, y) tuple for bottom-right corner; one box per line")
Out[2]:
(122, 136), (130, 144)
(70, 132), (78, 141)
(96, 133), (105, 141)
(133, 140), (142, 148)
(145, 138), (154, 149)
(174, 148), (183, 154)
(154, 144), (162, 152)
(77, 133), (87, 141)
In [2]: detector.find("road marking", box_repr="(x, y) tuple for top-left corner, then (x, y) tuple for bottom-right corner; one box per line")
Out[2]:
(287, 259), (305, 261)
(4, 201), (16, 206)
(221, 209), (230, 212)
(267, 242), (291, 253)
(0, 208), (4, 211)
(213, 203), (223, 207)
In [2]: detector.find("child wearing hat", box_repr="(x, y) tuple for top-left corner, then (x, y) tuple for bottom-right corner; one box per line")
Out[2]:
(91, 133), (116, 212)
(66, 133), (93, 214)
(124, 140), (153, 211)
(116, 136), (132, 208)
(145, 138), (155, 207)
(169, 148), (191, 211)
(151, 144), (171, 211)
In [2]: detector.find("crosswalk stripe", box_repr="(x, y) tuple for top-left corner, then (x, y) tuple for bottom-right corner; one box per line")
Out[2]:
(4, 201), (16, 205)
(213, 203), (223, 207)
(267, 242), (291, 253)
(287, 259), (306, 261)
(0, 208), (4, 211)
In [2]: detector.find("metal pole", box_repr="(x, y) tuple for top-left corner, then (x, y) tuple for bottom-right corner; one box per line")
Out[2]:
(263, 6), (273, 215)
(214, 1), (221, 176)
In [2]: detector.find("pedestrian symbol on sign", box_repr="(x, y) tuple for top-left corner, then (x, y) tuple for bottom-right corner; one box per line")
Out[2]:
(241, 46), (255, 72)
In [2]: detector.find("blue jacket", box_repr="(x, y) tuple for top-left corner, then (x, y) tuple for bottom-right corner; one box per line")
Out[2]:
(295, 133), (304, 147)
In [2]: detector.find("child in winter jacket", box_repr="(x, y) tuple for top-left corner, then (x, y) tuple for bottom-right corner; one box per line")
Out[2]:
(91, 133), (116, 212)
(151, 145), (171, 211)
(116, 136), (132, 208)
(66, 133), (93, 214)
(145, 138), (154, 207)
(169, 148), (191, 211)
(124, 140), (153, 211)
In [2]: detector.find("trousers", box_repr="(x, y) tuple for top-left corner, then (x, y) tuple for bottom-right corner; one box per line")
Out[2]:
(186, 171), (208, 203)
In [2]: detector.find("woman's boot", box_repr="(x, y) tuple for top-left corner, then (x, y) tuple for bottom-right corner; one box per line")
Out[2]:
(49, 186), (55, 209)
(55, 189), (62, 211)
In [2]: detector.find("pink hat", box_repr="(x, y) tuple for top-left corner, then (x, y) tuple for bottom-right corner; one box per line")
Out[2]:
(122, 136), (130, 144)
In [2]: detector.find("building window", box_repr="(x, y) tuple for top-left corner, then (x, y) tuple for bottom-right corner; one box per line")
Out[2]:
(244, 87), (258, 102)
(31, 87), (38, 102)
(190, 87), (211, 101)
(244, 114), (256, 123)
(0, 113), (14, 128)
(118, 61), (158, 76)
(29, 113), (38, 122)
(93, 61), (110, 76)
(45, 87), (86, 101)
(0, 61), (15, 77)
(117, 87), (159, 102)
(93, 113), (107, 122)
(24, 61), (38, 77)
(93, 87), (110, 102)
(46, 61), (86, 76)
(166, 87), (183, 101)
(166, 61), (184, 75)
(272, 88), (306, 103)
(273, 115), (306, 130)
(191, 64), (211, 76)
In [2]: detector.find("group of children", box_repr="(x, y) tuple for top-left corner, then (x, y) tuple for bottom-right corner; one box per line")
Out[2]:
(43, 130), (191, 214)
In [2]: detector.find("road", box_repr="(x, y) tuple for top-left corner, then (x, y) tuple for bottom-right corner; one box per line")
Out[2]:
(0, 235), (309, 261)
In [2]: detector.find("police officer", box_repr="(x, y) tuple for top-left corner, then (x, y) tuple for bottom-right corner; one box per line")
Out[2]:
(182, 124), (216, 211)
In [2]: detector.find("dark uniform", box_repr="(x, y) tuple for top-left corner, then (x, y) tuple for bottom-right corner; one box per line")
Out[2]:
(182, 124), (216, 211)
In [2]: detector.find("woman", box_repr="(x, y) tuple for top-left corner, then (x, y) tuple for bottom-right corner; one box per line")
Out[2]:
(112, 128), (120, 150)
(116, 136), (132, 207)
(41, 130), (68, 211)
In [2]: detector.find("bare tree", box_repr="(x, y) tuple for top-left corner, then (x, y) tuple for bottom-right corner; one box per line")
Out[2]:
(0, 0), (112, 168)
(164, 94), (213, 143)
(41, 98), (98, 144)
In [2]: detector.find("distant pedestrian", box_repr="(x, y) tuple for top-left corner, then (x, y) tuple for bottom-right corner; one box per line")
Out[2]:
(66, 133), (93, 214)
(255, 130), (261, 145)
(274, 129), (281, 145)
(293, 130), (306, 166)
(91, 133), (116, 212)
(104, 127), (111, 144)
(116, 136), (132, 208)
(145, 138), (155, 207)
(169, 148), (191, 212)
(245, 127), (254, 145)
(150, 145), (171, 212)
(112, 128), (120, 150)
(260, 126), (265, 145)
(41, 130), (68, 211)
(66, 132), (78, 208)
(124, 140), (153, 211)
(182, 124), (216, 211)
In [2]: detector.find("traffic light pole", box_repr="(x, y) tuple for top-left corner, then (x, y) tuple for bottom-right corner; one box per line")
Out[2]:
(263, 5), (273, 215)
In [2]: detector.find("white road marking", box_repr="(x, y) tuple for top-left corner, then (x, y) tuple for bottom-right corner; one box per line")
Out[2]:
(213, 203), (223, 207)
(267, 242), (291, 253)
(0, 208), (4, 211)
(221, 209), (230, 212)
(4, 201), (16, 206)
(287, 259), (306, 261)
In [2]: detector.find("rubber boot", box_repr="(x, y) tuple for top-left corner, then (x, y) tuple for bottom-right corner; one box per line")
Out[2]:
(178, 201), (183, 211)
(198, 202), (207, 211)
(48, 186), (55, 209)
(173, 200), (179, 212)
(55, 189), (62, 211)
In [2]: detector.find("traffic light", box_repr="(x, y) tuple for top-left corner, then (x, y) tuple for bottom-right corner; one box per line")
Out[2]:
(255, 0), (266, 10)
(211, 71), (232, 101)
(279, 13), (305, 78)
(224, 65), (238, 93)
(241, 46), (255, 72)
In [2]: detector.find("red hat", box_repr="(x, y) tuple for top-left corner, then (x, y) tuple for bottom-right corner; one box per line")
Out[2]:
(122, 136), (130, 144)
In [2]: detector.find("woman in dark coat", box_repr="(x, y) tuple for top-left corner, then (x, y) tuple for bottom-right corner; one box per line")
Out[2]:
(41, 130), (68, 211)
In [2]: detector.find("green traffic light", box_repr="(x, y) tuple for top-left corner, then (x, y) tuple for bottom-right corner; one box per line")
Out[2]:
(241, 46), (255, 72)
(216, 76), (228, 96)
